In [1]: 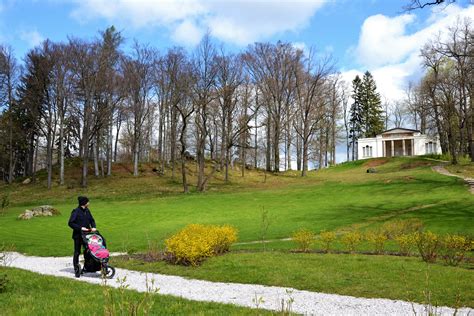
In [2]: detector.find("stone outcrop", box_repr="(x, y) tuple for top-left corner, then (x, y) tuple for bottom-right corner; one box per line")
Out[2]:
(366, 168), (377, 173)
(18, 205), (60, 220)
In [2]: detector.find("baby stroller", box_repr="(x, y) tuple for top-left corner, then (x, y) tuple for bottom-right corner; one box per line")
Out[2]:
(81, 230), (115, 279)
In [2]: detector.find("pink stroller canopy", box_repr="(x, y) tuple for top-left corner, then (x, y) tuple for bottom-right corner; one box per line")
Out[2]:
(85, 233), (109, 259)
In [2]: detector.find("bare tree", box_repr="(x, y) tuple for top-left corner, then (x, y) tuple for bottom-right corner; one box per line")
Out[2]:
(121, 43), (155, 176)
(215, 50), (244, 182)
(191, 33), (218, 191)
(68, 38), (106, 187)
(294, 51), (332, 176)
(245, 42), (300, 172)
(97, 26), (124, 177)
(341, 81), (351, 162)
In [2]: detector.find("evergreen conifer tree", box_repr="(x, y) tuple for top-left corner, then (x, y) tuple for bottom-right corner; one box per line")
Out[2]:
(361, 71), (384, 137)
(349, 75), (363, 160)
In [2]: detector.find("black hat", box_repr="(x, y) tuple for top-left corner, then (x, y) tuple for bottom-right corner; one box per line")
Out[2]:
(78, 196), (89, 206)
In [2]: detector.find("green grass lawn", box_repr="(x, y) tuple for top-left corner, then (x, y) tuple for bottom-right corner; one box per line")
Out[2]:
(112, 252), (474, 308)
(0, 267), (270, 315)
(1, 158), (472, 256)
(0, 157), (473, 309)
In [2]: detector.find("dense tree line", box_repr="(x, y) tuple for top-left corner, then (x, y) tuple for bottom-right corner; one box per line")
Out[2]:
(0, 27), (345, 191)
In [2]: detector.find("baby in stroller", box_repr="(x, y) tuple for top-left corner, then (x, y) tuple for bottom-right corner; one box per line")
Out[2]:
(81, 230), (115, 279)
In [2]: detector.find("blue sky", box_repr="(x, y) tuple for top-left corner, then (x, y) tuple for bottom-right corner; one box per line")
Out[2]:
(0, 0), (473, 103)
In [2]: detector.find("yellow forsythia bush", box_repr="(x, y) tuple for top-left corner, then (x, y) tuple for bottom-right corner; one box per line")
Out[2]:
(365, 231), (388, 254)
(441, 234), (471, 266)
(414, 231), (439, 263)
(319, 231), (336, 253)
(341, 231), (362, 253)
(395, 233), (416, 256)
(292, 228), (315, 252)
(165, 224), (238, 266)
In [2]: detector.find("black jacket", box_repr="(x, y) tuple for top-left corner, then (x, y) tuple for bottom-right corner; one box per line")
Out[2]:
(68, 206), (96, 239)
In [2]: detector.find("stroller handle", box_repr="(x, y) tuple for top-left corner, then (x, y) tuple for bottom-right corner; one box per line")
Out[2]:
(82, 228), (99, 233)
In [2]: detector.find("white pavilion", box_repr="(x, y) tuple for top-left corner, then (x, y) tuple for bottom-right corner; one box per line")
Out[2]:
(357, 128), (442, 160)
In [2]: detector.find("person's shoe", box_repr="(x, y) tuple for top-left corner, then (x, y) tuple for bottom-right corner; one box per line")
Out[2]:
(74, 264), (81, 278)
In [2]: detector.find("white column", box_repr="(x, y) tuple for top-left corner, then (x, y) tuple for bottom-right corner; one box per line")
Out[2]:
(402, 139), (406, 156)
(391, 140), (395, 157)
(411, 139), (415, 155)
(382, 140), (385, 157)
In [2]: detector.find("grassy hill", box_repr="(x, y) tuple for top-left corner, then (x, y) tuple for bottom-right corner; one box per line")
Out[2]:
(1, 156), (472, 254)
(1, 156), (473, 308)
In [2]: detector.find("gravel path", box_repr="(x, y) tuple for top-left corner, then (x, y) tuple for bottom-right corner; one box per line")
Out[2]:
(2, 252), (473, 315)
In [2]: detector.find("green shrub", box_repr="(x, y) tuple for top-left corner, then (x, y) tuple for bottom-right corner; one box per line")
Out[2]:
(165, 224), (238, 266)
(319, 231), (336, 253)
(365, 231), (388, 254)
(414, 231), (440, 263)
(395, 233), (416, 256)
(382, 219), (424, 239)
(292, 229), (314, 252)
(341, 231), (362, 253)
(441, 234), (471, 266)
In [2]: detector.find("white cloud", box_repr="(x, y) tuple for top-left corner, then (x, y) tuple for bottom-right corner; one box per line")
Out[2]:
(347, 4), (474, 103)
(70, 0), (327, 46)
(20, 30), (44, 48)
(172, 20), (203, 47)
(355, 13), (417, 68)
(292, 42), (308, 53)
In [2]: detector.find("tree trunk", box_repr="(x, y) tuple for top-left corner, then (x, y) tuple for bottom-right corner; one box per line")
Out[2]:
(286, 125), (291, 171)
(266, 116), (272, 172)
(59, 112), (65, 185)
(81, 143), (89, 188)
(114, 111), (122, 162)
(273, 121), (280, 172)
(241, 131), (246, 178)
(220, 107), (226, 171)
(93, 136), (99, 177)
(254, 114), (258, 169)
(46, 127), (53, 190)
(107, 112), (113, 176)
(26, 134), (34, 177)
(170, 107), (177, 179)
(302, 138), (309, 177)
(100, 158), (104, 177)
(32, 137), (38, 183)
(157, 101), (165, 163)
(133, 133), (140, 176)
(179, 118), (189, 193)
(296, 134), (302, 171)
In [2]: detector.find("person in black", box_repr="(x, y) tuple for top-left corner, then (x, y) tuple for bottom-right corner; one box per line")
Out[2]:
(68, 196), (96, 277)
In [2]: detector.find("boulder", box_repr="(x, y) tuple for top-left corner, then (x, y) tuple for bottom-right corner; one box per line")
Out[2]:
(18, 205), (60, 220)
(367, 168), (377, 174)
(18, 210), (33, 220)
(22, 178), (31, 185)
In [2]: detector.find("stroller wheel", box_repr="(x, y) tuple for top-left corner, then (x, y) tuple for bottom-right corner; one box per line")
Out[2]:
(74, 264), (81, 278)
(102, 265), (116, 279)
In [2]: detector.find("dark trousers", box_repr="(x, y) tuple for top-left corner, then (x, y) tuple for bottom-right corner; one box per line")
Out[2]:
(73, 236), (83, 267)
